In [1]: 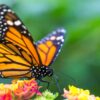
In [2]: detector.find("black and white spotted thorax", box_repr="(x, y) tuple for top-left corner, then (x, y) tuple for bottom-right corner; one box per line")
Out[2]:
(31, 66), (53, 79)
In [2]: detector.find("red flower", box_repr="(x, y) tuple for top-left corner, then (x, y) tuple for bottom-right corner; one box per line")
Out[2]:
(0, 89), (12, 100)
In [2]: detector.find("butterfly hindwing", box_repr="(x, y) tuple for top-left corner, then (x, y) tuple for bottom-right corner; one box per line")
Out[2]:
(0, 4), (42, 78)
(36, 28), (66, 66)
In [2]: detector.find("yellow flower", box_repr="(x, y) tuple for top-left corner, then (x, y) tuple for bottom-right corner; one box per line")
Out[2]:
(69, 85), (90, 96)
(0, 84), (5, 90)
(63, 85), (100, 100)
(96, 97), (100, 100)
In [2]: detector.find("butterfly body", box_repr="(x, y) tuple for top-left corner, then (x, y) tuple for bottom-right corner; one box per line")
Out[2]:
(32, 66), (53, 79)
(0, 4), (66, 80)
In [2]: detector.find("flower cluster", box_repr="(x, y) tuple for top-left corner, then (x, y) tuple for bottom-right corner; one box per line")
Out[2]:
(0, 79), (100, 100)
(0, 79), (41, 100)
(63, 85), (100, 100)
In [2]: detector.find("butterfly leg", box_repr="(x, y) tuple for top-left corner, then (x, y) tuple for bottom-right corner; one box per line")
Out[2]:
(52, 74), (62, 93)
(39, 79), (50, 89)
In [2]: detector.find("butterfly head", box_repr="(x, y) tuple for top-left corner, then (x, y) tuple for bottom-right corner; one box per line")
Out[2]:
(32, 66), (53, 79)
(45, 67), (53, 77)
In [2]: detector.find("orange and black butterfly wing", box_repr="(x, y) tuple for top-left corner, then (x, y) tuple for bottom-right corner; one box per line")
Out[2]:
(36, 29), (66, 66)
(0, 42), (32, 78)
(0, 4), (41, 66)
(0, 4), (41, 78)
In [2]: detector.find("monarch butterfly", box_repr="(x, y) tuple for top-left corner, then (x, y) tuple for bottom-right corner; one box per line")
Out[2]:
(0, 4), (66, 81)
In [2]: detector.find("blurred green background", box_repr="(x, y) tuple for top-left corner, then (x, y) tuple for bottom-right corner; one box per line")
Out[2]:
(0, 0), (100, 97)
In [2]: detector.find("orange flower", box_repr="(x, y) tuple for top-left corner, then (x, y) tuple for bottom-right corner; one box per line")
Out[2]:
(14, 79), (41, 100)
(0, 79), (41, 100)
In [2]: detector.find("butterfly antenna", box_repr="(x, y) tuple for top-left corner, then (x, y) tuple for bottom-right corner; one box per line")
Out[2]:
(52, 74), (62, 93)
(62, 72), (77, 85)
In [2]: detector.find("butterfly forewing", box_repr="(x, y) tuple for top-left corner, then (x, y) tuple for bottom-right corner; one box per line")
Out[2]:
(0, 4), (42, 78)
(0, 4), (41, 67)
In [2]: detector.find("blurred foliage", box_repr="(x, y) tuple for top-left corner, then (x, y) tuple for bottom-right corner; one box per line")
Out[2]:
(0, 0), (100, 97)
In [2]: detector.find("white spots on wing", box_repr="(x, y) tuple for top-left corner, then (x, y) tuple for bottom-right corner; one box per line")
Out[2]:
(57, 28), (66, 33)
(62, 39), (64, 42)
(57, 42), (60, 45)
(50, 34), (64, 44)
(50, 36), (56, 40)
(3, 9), (7, 12)
(0, 5), (16, 39)
(7, 9), (12, 12)
(7, 20), (13, 26)
(7, 20), (22, 26)
(57, 36), (64, 42)
(28, 33), (31, 36)
(14, 20), (21, 26)
(23, 31), (27, 34)
(56, 36), (63, 41)
(49, 28), (65, 42)
(44, 28), (65, 50)
(22, 25), (26, 29)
